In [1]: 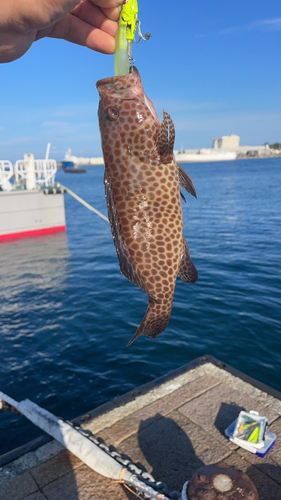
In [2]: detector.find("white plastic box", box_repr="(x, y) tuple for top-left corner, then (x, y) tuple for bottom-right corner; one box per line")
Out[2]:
(225, 410), (276, 457)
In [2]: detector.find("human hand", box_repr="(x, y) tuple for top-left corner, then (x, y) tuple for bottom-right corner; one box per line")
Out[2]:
(0, 0), (123, 63)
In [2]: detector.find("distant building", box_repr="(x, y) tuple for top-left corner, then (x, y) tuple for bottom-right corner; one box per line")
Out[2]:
(213, 134), (240, 150)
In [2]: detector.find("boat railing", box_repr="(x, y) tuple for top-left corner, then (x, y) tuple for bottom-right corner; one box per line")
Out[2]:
(0, 160), (14, 191)
(14, 158), (57, 187)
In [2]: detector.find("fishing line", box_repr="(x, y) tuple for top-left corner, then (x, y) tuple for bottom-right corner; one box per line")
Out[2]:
(61, 185), (109, 223)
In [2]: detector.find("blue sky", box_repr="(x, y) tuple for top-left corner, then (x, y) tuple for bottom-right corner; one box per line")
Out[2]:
(0, 0), (281, 162)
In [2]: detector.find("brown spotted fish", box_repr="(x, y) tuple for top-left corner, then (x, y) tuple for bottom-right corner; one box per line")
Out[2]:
(96, 66), (198, 345)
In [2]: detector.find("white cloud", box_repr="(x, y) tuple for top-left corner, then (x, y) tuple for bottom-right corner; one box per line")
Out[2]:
(220, 17), (281, 35)
(54, 111), (75, 117)
(1, 101), (99, 127)
(40, 120), (97, 138)
(41, 121), (73, 128)
(0, 136), (37, 146)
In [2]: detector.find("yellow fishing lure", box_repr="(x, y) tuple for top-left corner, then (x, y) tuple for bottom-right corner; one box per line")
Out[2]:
(114, 0), (138, 76)
(114, 0), (150, 76)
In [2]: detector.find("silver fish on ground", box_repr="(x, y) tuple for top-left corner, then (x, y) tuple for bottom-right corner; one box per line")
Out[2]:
(96, 66), (198, 345)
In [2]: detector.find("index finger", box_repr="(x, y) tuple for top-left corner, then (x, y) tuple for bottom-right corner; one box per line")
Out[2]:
(89, 0), (123, 21)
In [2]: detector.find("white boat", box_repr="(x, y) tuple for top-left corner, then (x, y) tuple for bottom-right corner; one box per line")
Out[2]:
(65, 148), (104, 166)
(175, 149), (237, 163)
(0, 145), (66, 242)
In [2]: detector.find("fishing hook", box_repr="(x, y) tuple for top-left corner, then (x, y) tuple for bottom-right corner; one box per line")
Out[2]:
(135, 19), (151, 44)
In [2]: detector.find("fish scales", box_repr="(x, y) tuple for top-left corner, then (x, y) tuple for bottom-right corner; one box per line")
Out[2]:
(96, 67), (198, 345)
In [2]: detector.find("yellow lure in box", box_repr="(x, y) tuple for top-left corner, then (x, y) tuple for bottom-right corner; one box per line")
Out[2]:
(248, 426), (260, 443)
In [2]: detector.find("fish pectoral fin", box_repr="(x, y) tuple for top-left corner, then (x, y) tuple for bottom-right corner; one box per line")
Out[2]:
(105, 173), (158, 302)
(178, 237), (198, 283)
(177, 164), (197, 198)
(156, 110), (175, 157)
(180, 190), (187, 203)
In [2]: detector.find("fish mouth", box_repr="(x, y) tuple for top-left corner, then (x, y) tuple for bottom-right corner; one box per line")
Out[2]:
(129, 65), (140, 78)
(96, 66), (143, 100)
(96, 66), (159, 123)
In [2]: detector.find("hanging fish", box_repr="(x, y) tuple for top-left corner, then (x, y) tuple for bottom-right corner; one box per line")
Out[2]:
(96, 66), (198, 345)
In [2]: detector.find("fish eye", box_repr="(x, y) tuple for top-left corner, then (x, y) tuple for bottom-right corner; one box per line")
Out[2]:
(105, 107), (119, 121)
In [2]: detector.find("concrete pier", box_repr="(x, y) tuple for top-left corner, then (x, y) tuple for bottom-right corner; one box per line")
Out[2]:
(1, 356), (280, 500)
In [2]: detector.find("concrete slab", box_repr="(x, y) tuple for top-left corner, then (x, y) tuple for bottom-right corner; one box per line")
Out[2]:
(178, 381), (279, 430)
(0, 358), (280, 500)
(42, 464), (135, 500)
(31, 450), (82, 489)
(22, 494), (48, 500)
(177, 381), (279, 449)
(101, 374), (220, 446)
(117, 409), (231, 492)
(1, 470), (38, 500)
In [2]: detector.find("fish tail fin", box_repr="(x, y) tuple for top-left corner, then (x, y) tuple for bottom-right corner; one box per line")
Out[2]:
(127, 297), (172, 346)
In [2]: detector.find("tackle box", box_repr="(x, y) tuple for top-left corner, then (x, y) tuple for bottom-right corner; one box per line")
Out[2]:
(225, 410), (276, 457)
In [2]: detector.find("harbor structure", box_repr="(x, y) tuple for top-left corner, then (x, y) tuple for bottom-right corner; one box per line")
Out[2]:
(65, 147), (237, 165)
(212, 134), (271, 157)
(213, 134), (240, 150)
(65, 134), (275, 166)
(174, 149), (237, 162)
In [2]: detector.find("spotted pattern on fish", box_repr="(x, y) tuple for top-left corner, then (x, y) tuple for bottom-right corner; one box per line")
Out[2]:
(96, 67), (198, 345)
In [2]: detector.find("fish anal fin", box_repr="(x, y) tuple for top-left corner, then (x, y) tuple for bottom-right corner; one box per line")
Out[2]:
(127, 297), (172, 346)
(105, 173), (158, 302)
(177, 164), (197, 198)
(156, 110), (175, 158)
(178, 237), (198, 283)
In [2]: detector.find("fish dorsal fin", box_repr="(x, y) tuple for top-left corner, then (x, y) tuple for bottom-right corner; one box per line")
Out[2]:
(156, 110), (175, 158)
(104, 173), (158, 302)
(178, 237), (198, 283)
(177, 164), (197, 198)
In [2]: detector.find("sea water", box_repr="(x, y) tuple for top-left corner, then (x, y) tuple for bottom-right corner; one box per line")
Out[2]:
(0, 157), (280, 455)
